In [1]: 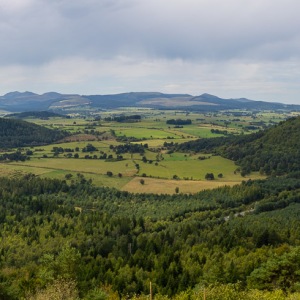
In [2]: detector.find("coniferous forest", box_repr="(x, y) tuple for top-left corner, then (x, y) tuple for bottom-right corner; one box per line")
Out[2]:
(1, 116), (300, 299)
(0, 118), (68, 149)
(1, 172), (300, 299)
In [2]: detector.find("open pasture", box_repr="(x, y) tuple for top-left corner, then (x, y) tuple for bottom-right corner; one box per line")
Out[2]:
(3, 148), (264, 193)
(104, 121), (229, 140)
(0, 163), (59, 178)
(173, 126), (224, 138)
(137, 155), (258, 181)
(121, 177), (240, 194)
(25, 117), (88, 132)
(1, 161), (131, 189)
(10, 157), (137, 177)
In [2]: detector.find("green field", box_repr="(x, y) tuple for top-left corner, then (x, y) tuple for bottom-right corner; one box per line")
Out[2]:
(122, 176), (241, 194)
(137, 154), (263, 181)
(2, 108), (286, 193)
(10, 157), (137, 176)
(2, 150), (264, 192)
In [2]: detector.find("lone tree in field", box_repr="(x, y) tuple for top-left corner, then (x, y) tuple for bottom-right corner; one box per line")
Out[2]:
(65, 174), (73, 180)
(140, 179), (145, 185)
(205, 173), (215, 180)
(175, 187), (179, 194)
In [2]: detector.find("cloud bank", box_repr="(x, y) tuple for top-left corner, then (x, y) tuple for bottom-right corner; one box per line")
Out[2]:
(0, 0), (300, 103)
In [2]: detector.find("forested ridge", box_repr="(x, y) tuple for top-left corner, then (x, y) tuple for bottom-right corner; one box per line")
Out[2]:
(0, 118), (68, 149)
(1, 173), (300, 299)
(177, 116), (300, 176)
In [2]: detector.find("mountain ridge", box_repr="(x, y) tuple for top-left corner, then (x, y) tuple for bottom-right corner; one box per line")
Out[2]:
(0, 91), (299, 112)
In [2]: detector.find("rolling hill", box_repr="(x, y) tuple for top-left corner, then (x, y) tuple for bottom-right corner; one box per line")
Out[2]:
(178, 115), (300, 176)
(0, 118), (69, 148)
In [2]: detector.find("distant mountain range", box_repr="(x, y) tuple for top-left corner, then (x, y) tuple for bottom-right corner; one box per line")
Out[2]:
(0, 91), (90, 112)
(0, 91), (299, 112)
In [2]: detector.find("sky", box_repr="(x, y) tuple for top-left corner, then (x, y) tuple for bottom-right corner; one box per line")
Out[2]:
(0, 0), (300, 104)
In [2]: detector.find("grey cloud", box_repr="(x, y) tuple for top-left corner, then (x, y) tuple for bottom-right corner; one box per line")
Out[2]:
(0, 0), (300, 66)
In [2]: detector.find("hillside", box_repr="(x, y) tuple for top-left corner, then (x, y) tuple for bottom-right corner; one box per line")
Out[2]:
(0, 91), (90, 112)
(188, 93), (300, 110)
(177, 116), (300, 175)
(1, 91), (300, 112)
(5, 111), (68, 119)
(82, 92), (300, 111)
(86, 92), (192, 108)
(0, 118), (68, 148)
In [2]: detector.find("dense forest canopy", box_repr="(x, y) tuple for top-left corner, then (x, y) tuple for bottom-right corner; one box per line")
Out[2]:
(0, 118), (68, 149)
(1, 172), (300, 298)
(177, 116), (300, 176)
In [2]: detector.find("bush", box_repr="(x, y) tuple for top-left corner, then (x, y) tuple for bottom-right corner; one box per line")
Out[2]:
(205, 173), (215, 180)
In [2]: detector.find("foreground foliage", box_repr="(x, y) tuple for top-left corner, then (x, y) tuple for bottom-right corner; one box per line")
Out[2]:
(26, 282), (300, 300)
(0, 172), (300, 299)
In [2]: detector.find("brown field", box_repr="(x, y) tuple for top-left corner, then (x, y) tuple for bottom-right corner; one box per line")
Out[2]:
(121, 177), (240, 194)
(61, 133), (99, 142)
(0, 163), (52, 177)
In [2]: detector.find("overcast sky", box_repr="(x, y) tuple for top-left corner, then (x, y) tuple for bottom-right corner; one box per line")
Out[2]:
(0, 0), (300, 104)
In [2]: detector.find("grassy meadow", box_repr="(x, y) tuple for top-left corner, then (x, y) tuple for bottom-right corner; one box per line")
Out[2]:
(121, 177), (241, 194)
(1, 108), (281, 193)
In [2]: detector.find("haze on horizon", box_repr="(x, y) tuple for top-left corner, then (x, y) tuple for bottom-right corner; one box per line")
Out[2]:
(0, 0), (300, 105)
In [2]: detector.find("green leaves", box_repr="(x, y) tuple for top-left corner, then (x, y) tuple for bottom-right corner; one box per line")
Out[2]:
(37, 245), (81, 286)
(248, 247), (300, 291)
(1, 174), (300, 297)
